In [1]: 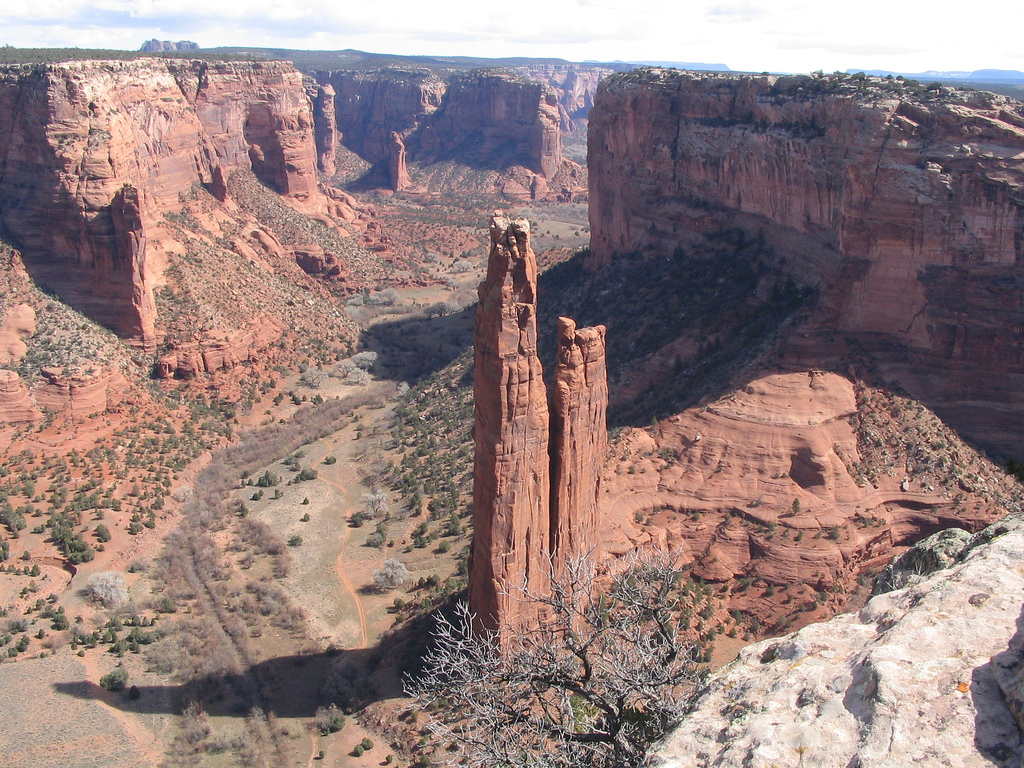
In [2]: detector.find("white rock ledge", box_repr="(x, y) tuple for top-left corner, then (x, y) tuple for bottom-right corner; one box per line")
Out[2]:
(648, 519), (1024, 768)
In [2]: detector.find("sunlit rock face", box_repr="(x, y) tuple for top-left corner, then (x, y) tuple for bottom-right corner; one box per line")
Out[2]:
(0, 58), (322, 350)
(588, 69), (1024, 456)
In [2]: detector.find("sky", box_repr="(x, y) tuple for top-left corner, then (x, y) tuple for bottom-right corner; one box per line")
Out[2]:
(1, 0), (1022, 75)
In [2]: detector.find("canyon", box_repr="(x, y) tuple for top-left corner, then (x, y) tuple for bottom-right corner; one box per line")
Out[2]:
(588, 68), (1024, 458)
(310, 67), (583, 196)
(1, 47), (1024, 768)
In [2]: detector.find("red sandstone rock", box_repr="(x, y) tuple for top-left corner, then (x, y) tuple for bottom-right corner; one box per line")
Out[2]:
(588, 69), (1024, 456)
(313, 68), (564, 184)
(35, 366), (127, 417)
(0, 369), (41, 423)
(0, 302), (35, 364)
(550, 318), (608, 576)
(313, 83), (338, 176)
(513, 64), (616, 132)
(388, 132), (410, 192)
(0, 58), (325, 349)
(471, 215), (552, 633)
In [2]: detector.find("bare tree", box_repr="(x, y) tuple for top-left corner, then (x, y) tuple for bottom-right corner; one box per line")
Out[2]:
(406, 551), (704, 768)
(362, 490), (390, 519)
(372, 558), (408, 591)
(86, 571), (129, 607)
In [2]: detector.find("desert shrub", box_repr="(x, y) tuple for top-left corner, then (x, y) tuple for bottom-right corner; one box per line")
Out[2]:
(288, 535), (303, 547)
(86, 571), (128, 607)
(351, 351), (378, 370)
(373, 558), (408, 591)
(100, 666), (128, 691)
(255, 470), (280, 488)
(314, 704), (346, 734)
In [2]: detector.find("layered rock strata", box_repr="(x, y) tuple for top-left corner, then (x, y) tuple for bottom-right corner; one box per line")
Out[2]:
(471, 216), (553, 632)
(550, 318), (608, 576)
(0, 58), (327, 350)
(471, 216), (607, 633)
(646, 518), (1024, 768)
(313, 68), (564, 189)
(588, 69), (1024, 455)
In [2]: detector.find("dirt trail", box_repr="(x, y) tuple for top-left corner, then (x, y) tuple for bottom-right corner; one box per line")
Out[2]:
(316, 438), (369, 651)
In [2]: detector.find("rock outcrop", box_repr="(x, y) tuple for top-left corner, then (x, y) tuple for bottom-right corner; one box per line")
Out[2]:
(550, 318), (608, 575)
(313, 67), (566, 190)
(599, 371), (1012, 635)
(0, 303), (35, 365)
(0, 58), (327, 350)
(471, 217), (608, 633)
(646, 517), (1024, 768)
(0, 370), (42, 423)
(471, 216), (553, 632)
(587, 69), (1024, 456)
(512, 64), (616, 132)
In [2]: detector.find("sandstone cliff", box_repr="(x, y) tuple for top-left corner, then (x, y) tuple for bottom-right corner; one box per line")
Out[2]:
(512, 63), (615, 132)
(0, 58), (331, 350)
(313, 67), (568, 192)
(588, 69), (1024, 456)
(647, 517), (1024, 767)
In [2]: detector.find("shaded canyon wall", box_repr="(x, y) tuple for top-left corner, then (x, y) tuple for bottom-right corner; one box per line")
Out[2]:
(588, 69), (1024, 456)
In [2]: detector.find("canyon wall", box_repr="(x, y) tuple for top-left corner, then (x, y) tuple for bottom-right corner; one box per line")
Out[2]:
(588, 69), (1024, 456)
(313, 68), (564, 186)
(512, 63), (616, 132)
(471, 217), (608, 633)
(0, 58), (325, 350)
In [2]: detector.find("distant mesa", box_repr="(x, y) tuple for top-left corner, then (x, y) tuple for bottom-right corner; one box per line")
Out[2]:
(140, 39), (199, 52)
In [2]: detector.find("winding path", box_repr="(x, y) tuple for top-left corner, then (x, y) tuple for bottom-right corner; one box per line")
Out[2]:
(316, 438), (369, 651)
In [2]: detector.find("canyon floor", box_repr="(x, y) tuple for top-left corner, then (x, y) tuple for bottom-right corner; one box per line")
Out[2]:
(0, 188), (1019, 768)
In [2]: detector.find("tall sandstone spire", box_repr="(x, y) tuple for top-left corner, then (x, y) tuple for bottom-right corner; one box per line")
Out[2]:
(470, 216), (552, 633)
(550, 318), (607, 578)
(470, 215), (608, 636)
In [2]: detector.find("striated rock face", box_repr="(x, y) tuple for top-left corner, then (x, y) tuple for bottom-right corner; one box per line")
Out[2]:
(0, 58), (323, 349)
(33, 366), (127, 417)
(0, 303), (35, 365)
(471, 217), (609, 634)
(647, 517), (1024, 768)
(314, 67), (564, 188)
(319, 68), (446, 169)
(425, 72), (562, 178)
(154, 318), (282, 379)
(0, 369), (42, 423)
(512, 64), (616, 132)
(471, 216), (552, 632)
(550, 318), (608, 575)
(312, 83), (338, 175)
(588, 69), (1024, 456)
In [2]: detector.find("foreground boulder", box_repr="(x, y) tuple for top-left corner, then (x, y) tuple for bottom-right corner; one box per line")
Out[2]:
(647, 518), (1024, 767)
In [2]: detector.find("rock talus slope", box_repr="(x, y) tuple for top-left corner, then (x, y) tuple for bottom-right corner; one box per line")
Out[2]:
(0, 58), (330, 350)
(647, 518), (1024, 768)
(588, 69), (1024, 455)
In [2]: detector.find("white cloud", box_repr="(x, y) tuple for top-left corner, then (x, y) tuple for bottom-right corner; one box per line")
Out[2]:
(0, 0), (1021, 74)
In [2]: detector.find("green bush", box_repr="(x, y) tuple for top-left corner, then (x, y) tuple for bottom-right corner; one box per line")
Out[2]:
(100, 666), (128, 692)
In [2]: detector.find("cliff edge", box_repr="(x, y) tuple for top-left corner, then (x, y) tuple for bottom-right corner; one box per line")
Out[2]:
(647, 516), (1024, 767)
